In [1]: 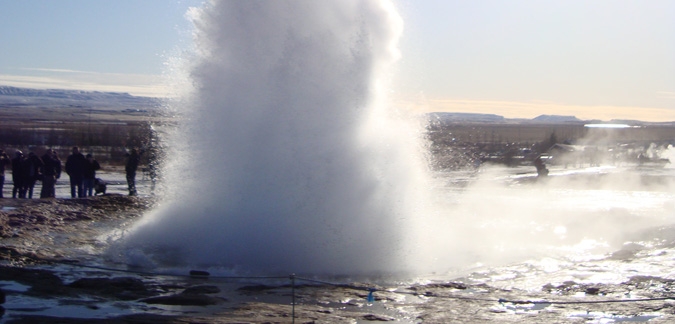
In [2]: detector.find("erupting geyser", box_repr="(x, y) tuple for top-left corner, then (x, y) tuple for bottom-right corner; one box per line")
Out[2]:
(121, 0), (436, 276)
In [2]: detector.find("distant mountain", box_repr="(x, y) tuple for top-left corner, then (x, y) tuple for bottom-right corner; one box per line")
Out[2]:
(428, 112), (589, 124)
(0, 86), (161, 109)
(428, 112), (506, 123)
(2, 86), (672, 126)
(532, 115), (582, 123)
(427, 112), (675, 126)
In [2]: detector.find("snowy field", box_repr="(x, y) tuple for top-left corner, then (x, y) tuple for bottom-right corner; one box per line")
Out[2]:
(1, 170), (155, 199)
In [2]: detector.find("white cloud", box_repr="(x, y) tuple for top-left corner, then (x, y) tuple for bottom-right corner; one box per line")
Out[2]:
(0, 70), (170, 97)
(18, 67), (100, 74)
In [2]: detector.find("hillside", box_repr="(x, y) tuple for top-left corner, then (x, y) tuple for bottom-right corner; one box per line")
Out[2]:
(3, 85), (674, 127)
(0, 86), (161, 109)
(0, 86), (165, 123)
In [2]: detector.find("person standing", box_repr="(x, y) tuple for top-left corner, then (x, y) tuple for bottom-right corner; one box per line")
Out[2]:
(40, 149), (61, 198)
(25, 152), (44, 199)
(534, 155), (549, 177)
(11, 151), (27, 199)
(83, 153), (101, 197)
(125, 148), (142, 196)
(65, 146), (87, 198)
(0, 150), (10, 198)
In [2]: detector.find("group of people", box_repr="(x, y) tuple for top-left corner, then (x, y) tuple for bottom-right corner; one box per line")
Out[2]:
(0, 146), (143, 199)
(0, 148), (63, 199)
(64, 146), (101, 198)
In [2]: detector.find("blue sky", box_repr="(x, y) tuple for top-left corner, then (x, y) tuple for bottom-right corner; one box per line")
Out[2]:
(1, 0), (673, 121)
(0, 0), (198, 95)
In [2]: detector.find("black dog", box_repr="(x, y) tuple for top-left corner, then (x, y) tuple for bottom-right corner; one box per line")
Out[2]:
(94, 178), (107, 195)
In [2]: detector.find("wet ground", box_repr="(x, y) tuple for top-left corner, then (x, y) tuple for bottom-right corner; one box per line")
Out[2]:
(1, 169), (675, 322)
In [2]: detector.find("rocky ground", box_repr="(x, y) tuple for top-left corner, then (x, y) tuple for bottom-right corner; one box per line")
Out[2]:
(1, 196), (675, 323)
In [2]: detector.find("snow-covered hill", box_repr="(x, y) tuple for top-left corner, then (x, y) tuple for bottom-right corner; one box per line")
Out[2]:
(0, 86), (161, 110)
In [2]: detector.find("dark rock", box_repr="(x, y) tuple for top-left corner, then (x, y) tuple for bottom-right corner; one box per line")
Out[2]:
(585, 287), (601, 295)
(238, 284), (277, 292)
(422, 282), (468, 290)
(183, 285), (220, 295)
(542, 281), (579, 293)
(75, 214), (93, 221)
(7, 220), (24, 227)
(68, 277), (151, 300)
(0, 289), (4, 304)
(362, 313), (395, 321)
(140, 293), (224, 306)
(542, 283), (555, 291)
(0, 266), (65, 294)
(69, 276), (145, 290)
(189, 270), (210, 277)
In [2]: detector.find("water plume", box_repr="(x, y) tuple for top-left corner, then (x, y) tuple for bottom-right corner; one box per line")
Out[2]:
(120, 0), (434, 276)
(116, 0), (675, 279)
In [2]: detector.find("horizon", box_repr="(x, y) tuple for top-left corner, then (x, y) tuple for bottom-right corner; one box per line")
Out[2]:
(0, 0), (673, 122)
(2, 84), (675, 124)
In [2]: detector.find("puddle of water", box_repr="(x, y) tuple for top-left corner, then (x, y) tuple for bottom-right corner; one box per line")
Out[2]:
(0, 281), (29, 292)
(569, 311), (661, 322)
(491, 301), (552, 315)
(2, 293), (146, 319)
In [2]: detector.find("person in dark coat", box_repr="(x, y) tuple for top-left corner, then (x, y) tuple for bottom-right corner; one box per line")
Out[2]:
(0, 150), (10, 198)
(83, 153), (101, 197)
(11, 151), (27, 199)
(40, 149), (61, 198)
(534, 156), (549, 177)
(25, 152), (44, 199)
(125, 148), (142, 196)
(65, 146), (87, 198)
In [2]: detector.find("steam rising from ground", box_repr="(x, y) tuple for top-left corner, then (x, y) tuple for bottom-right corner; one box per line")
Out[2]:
(446, 163), (675, 267)
(447, 142), (675, 269)
(117, 0), (675, 278)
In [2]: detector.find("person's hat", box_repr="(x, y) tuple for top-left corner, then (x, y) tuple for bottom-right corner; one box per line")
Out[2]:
(15, 150), (23, 156)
